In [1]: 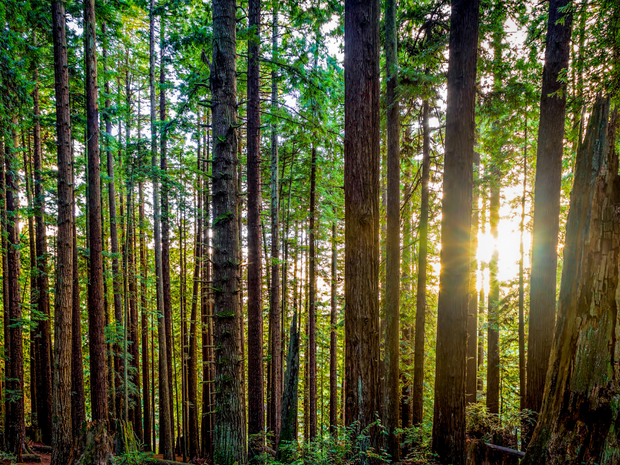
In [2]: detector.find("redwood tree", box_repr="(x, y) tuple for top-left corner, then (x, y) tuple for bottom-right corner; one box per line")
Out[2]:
(344, 0), (380, 439)
(210, 0), (247, 461)
(431, 1), (480, 464)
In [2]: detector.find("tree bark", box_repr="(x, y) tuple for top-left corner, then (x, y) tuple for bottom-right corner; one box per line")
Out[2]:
(210, 0), (247, 461)
(84, 0), (109, 422)
(524, 0), (573, 445)
(522, 99), (620, 465)
(344, 0), (381, 447)
(400, 159), (412, 435)
(277, 311), (300, 460)
(50, 8), (74, 463)
(431, 1), (479, 463)
(413, 100), (431, 425)
(518, 118), (527, 418)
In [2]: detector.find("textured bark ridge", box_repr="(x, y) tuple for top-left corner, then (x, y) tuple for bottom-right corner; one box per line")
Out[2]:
(523, 98), (620, 464)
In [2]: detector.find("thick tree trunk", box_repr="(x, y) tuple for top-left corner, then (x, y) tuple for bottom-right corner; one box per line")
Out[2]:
(210, 0), (247, 461)
(150, 3), (173, 458)
(268, 5), (282, 444)
(413, 100), (431, 425)
(384, 0), (400, 456)
(246, 0), (265, 451)
(344, 0), (381, 446)
(84, 0), (109, 422)
(486, 170), (500, 415)
(50, 7), (74, 462)
(524, 0), (573, 445)
(32, 65), (53, 445)
(466, 152), (480, 405)
(431, 1), (479, 463)
(522, 99), (620, 465)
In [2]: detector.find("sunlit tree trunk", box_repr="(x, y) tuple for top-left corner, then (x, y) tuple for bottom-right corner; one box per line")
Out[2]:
(329, 221), (338, 434)
(486, 168), (500, 415)
(466, 152), (480, 405)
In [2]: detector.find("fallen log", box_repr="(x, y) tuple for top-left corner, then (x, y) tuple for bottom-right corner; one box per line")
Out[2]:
(466, 439), (522, 465)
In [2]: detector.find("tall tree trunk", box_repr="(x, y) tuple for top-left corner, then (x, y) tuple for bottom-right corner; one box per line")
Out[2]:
(412, 100), (430, 425)
(486, 169), (500, 414)
(102, 19), (124, 422)
(84, 0), (109, 422)
(308, 147), (318, 440)
(5, 127), (24, 462)
(139, 182), (152, 451)
(344, 0), (381, 447)
(210, 0), (247, 461)
(268, 3), (282, 444)
(329, 221), (338, 434)
(521, 98), (619, 465)
(32, 64), (52, 445)
(246, 0), (265, 451)
(431, 0), (479, 463)
(466, 152), (480, 405)
(159, 22), (175, 440)
(51, 4), (74, 461)
(384, 0), (400, 456)
(524, 0), (573, 445)
(150, 2), (173, 458)
(0, 136), (7, 453)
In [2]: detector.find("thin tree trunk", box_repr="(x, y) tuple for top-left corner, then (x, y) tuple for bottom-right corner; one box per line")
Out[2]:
(72, 163), (86, 435)
(150, 2), (173, 458)
(5, 127), (24, 462)
(268, 3), (282, 444)
(308, 147), (318, 440)
(188, 132), (201, 459)
(246, 0), (265, 451)
(51, 4), (74, 461)
(385, 0), (400, 455)
(412, 100), (430, 425)
(400, 160), (412, 435)
(486, 169), (500, 415)
(211, 0), (247, 461)
(524, 0), (573, 445)
(159, 22), (175, 440)
(31, 64), (53, 445)
(84, 0), (109, 422)
(329, 221), (338, 434)
(431, 1), (479, 463)
(139, 182), (152, 451)
(344, 0), (381, 449)
(519, 115), (527, 417)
